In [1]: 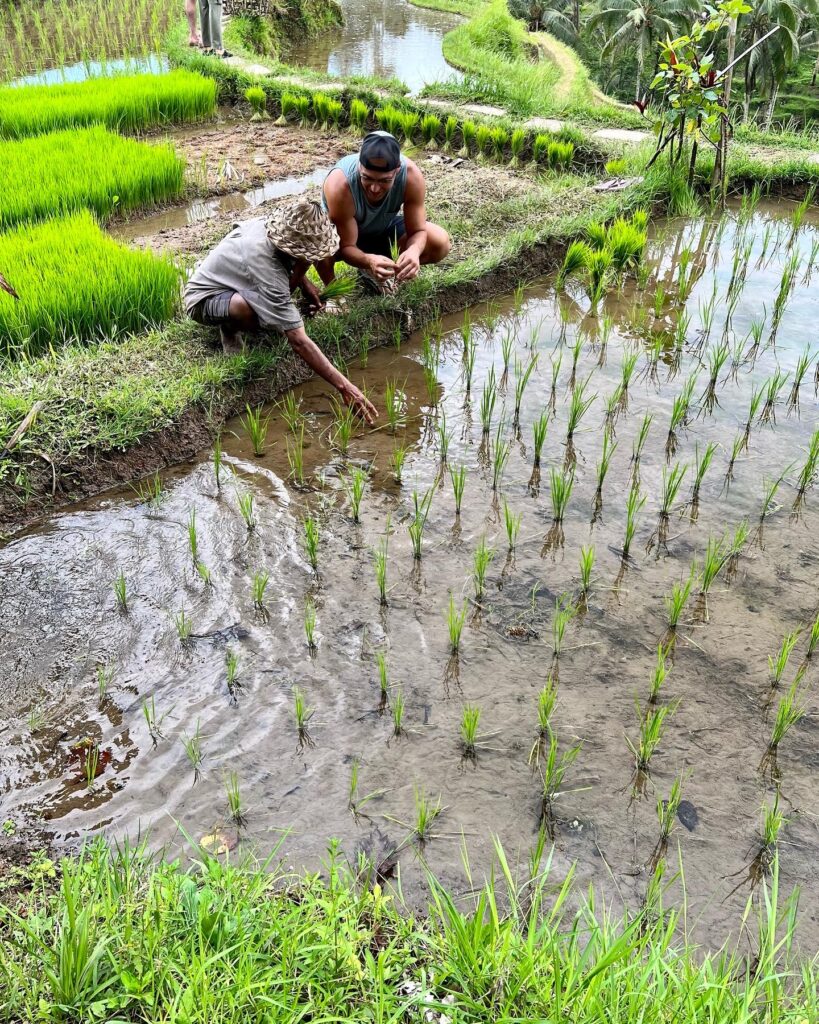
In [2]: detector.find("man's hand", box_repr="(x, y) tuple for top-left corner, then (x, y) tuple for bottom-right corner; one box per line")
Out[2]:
(367, 254), (398, 284)
(339, 380), (378, 426)
(300, 277), (325, 315)
(395, 247), (421, 283)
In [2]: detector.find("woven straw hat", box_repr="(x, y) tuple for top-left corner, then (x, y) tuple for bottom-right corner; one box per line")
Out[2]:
(266, 198), (339, 262)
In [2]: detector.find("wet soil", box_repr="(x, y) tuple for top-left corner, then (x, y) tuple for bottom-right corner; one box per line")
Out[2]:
(3, 203), (819, 950)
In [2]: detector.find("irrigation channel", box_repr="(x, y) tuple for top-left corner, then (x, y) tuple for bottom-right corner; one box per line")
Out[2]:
(289, 0), (463, 93)
(3, 201), (819, 949)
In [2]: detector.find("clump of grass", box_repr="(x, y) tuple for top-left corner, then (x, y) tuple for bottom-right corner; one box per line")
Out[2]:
(447, 593), (467, 654)
(460, 704), (481, 759)
(241, 404), (270, 457)
(224, 771), (246, 827)
(472, 536), (495, 602)
(114, 570), (128, 613)
(408, 488), (433, 560)
(449, 464), (467, 515)
(293, 686), (314, 748)
(303, 515), (319, 572)
(304, 597), (317, 651)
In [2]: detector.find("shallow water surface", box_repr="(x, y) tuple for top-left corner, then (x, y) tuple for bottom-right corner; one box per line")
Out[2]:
(3, 201), (819, 948)
(289, 0), (462, 93)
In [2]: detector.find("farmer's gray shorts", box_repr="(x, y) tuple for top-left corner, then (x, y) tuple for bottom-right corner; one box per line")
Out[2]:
(190, 290), (236, 326)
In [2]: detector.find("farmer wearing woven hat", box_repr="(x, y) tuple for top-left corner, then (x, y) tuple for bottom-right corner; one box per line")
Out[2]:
(184, 198), (377, 423)
(319, 131), (451, 293)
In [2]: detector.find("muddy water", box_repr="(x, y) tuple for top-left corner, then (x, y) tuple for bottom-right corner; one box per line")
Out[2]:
(3, 201), (819, 948)
(110, 167), (332, 243)
(289, 0), (462, 93)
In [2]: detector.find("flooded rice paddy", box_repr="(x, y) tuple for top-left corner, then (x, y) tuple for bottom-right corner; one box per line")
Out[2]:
(2, 201), (819, 948)
(289, 0), (462, 93)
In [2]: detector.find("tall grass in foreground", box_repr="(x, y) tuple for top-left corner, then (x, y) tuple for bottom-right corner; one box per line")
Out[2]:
(0, 126), (185, 229)
(0, 836), (815, 1022)
(0, 211), (180, 354)
(0, 70), (216, 138)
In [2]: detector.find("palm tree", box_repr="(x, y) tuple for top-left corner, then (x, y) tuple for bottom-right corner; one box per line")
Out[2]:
(0, 272), (18, 299)
(739, 0), (811, 124)
(588, 0), (690, 101)
(509, 0), (579, 38)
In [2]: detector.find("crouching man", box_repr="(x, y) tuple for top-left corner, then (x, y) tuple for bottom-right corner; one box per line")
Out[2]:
(318, 131), (451, 292)
(183, 197), (377, 423)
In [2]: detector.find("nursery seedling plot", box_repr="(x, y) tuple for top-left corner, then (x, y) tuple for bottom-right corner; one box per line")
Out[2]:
(5, 202), (819, 949)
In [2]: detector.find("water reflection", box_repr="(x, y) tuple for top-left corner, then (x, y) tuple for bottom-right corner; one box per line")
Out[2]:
(10, 55), (167, 88)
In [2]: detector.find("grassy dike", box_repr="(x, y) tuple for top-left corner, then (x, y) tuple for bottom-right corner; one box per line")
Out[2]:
(1, 835), (817, 1022)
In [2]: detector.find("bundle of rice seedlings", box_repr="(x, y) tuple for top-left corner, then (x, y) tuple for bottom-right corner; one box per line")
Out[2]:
(245, 86), (268, 121)
(421, 113), (441, 149)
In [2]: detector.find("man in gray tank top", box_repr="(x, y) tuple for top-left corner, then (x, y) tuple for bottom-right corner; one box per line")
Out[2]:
(319, 132), (451, 293)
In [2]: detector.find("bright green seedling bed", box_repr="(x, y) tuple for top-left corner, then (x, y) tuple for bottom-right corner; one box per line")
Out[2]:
(0, 69), (216, 138)
(0, 126), (185, 229)
(0, 211), (181, 355)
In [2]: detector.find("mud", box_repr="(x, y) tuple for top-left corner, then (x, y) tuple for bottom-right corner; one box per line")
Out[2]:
(3, 202), (819, 949)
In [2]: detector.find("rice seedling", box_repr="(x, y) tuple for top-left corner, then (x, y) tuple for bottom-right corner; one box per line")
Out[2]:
(212, 435), (224, 492)
(475, 123), (493, 162)
(237, 491), (256, 532)
(565, 379), (596, 441)
(375, 104), (403, 136)
(245, 85), (268, 120)
(619, 482), (646, 560)
(491, 426), (512, 492)
(224, 770), (246, 826)
(725, 518), (750, 581)
(391, 687), (406, 736)
(181, 720), (204, 782)
(247, 570), (269, 617)
(768, 675), (807, 752)
(349, 98), (369, 133)
(547, 140), (574, 170)
(299, 596), (317, 652)
(225, 650), (240, 699)
(540, 732), (581, 836)
(443, 115), (458, 151)
(318, 276), (357, 305)
(652, 283), (666, 319)
(626, 699), (675, 795)
(472, 536), (495, 601)
(113, 570), (127, 612)
(531, 410), (549, 468)
(631, 413), (653, 474)
(503, 500), (521, 551)
(459, 118), (477, 157)
(689, 441), (717, 512)
(648, 644), (671, 704)
(463, 337), (478, 397)
(383, 378), (407, 434)
(665, 566), (695, 633)
(551, 597), (575, 663)
(509, 127), (526, 166)
(769, 630), (800, 688)
(421, 113), (441, 149)
(695, 534), (727, 620)
(399, 110), (418, 145)
(449, 464), (467, 515)
(795, 425), (819, 511)
(697, 286), (718, 346)
(603, 387), (622, 434)
(142, 695), (168, 746)
(284, 421), (307, 487)
(293, 686), (314, 748)
(437, 412), (453, 465)
(769, 252), (800, 343)
(408, 488), (434, 560)
(389, 445), (407, 484)
(447, 593), (468, 654)
(759, 470), (790, 523)
(636, 261), (651, 290)
(184, 509), (199, 564)
(699, 341), (730, 413)
(651, 461), (686, 552)
(371, 521), (390, 607)
(619, 348), (640, 408)
(330, 397), (357, 455)
(745, 315), (766, 363)
(787, 347), (814, 414)
(174, 608), (192, 644)
(806, 611), (819, 660)
(491, 126), (509, 162)
(742, 384), (765, 450)
(303, 515), (319, 572)
(0, 70), (215, 139)
(343, 466), (367, 523)
(557, 240), (591, 290)
(531, 132), (550, 165)
(759, 368), (790, 426)
(531, 676), (558, 761)
(594, 430), (616, 508)
(96, 664), (113, 706)
(241, 404), (270, 458)
(479, 368), (497, 435)
(460, 704), (481, 759)
(549, 466), (574, 523)
(413, 787), (443, 844)
(134, 472), (163, 508)
(0, 211), (180, 354)
(294, 94), (311, 125)
(665, 373), (696, 458)
(585, 249), (613, 313)
(578, 545), (595, 601)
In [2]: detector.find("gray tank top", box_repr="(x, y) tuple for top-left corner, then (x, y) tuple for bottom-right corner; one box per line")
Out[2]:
(323, 152), (408, 236)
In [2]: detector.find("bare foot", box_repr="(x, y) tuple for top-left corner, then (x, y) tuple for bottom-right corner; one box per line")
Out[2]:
(220, 327), (244, 355)
(188, 35), (202, 46)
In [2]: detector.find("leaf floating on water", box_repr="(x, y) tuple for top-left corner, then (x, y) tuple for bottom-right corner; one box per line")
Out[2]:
(200, 829), (238, 855)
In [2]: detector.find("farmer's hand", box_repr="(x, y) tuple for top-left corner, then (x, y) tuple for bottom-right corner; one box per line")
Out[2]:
(300, 278), (325, 315)
(367, 254), (397, 284)
(395, 248), (421, 283)
(340, 381), (378, 426)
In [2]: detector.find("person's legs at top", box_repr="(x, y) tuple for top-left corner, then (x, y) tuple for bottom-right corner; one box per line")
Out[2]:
(198, 0), (212, 49)
(208, 0), (225, 54)
(185, 0), (200, 46)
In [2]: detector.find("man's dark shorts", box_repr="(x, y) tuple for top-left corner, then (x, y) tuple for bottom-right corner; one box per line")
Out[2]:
(356, 216), (406, 258)
(189, 289), (237, 327)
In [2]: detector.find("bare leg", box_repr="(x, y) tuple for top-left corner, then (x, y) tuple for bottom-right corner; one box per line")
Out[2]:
(220, 294), (259, 354)
(185, 0), (200, 45)
(398, 221), (451, 265)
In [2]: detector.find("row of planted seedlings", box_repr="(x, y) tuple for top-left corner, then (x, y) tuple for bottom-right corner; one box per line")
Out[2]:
(95, 207), (817, 867)
(243, 85), (581, 173)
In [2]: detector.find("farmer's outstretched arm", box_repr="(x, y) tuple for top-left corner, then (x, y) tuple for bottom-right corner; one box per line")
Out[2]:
(285, 325), (377, 424)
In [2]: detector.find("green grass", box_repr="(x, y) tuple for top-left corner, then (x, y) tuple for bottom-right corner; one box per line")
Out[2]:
(1, 836), (817, 1022)
(0, 211), (181, 356)
(0, 126), (185, 230)
(0, 69), (216, 138)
